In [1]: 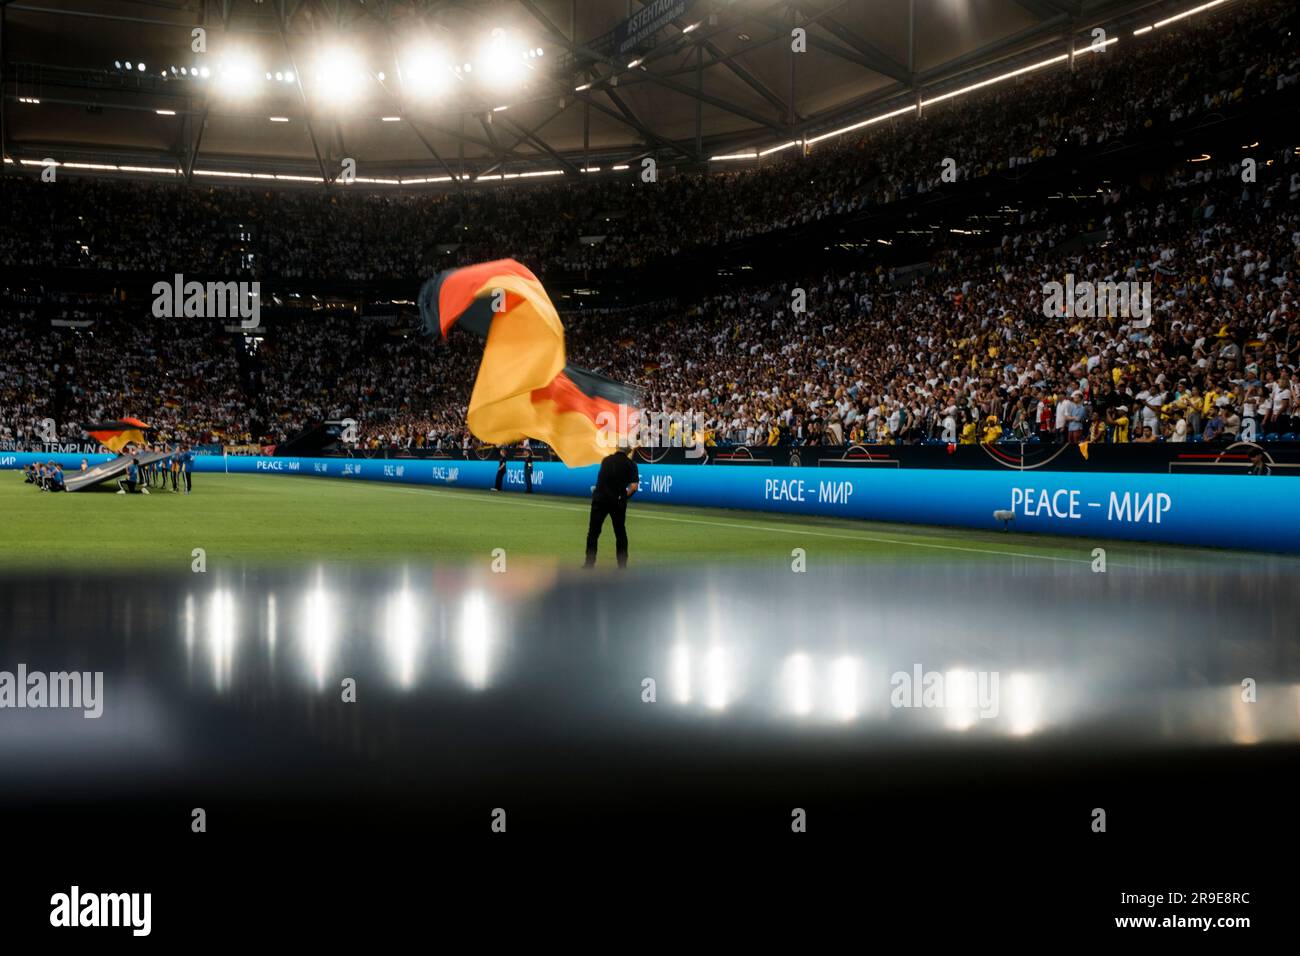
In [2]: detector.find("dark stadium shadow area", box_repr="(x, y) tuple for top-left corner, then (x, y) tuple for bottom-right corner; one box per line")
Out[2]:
(1, 753), (1287, 938)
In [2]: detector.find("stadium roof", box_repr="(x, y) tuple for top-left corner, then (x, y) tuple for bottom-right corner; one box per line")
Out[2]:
(1, 0), (1201, 183)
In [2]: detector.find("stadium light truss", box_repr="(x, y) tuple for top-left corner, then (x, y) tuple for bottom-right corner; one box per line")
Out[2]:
(400, 42), (455, 99)
(215, 48), (263, 99)
(475, 28), (536, 92)
(312, 45), (368, 106)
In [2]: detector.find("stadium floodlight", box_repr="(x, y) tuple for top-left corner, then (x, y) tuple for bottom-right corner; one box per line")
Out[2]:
(381, 116), (401, 122)
(759, 139), (802, 156)
(125, 61), (133, 70)
(199, 67), (210, 79)
(269, 116), (290, 122)
(476, 28), (528, 90)
(401, 43), (453, 98)
(216, 49), (262, 98)
(313, 44), (367, 105)
(155, 109), (176, 116)
(275, 72), (284, 81)
(1140, 0), (1229, 34)
(138, 62), (146, 71)
(114, 60), (122, 70)
(803, 104), (918, 146)
(180, 67), (188, 76)
(284, 71), (294, 83)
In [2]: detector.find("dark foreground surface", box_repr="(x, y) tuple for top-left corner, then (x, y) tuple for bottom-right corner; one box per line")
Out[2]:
(1, 560), (1295, 938)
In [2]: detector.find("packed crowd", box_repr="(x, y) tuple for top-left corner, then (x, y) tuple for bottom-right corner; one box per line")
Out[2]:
(2, 0), (1298, 452)
(1, 0), (1296, 282)
(4, 135), (1295, 452)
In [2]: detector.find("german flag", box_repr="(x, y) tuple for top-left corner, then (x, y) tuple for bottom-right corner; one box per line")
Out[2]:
(86, 417), (153, 453)
(419, 259), (642, 467)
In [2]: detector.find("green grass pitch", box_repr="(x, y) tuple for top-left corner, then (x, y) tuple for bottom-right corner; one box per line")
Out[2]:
(0, 472), (1262, 570)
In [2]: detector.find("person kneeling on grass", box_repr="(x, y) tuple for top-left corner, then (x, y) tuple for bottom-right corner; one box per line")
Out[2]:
(117, 457), (149, 495)
(47, 463), (66, 492)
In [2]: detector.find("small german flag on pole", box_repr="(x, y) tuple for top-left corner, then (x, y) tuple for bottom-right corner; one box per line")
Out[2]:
(419, 259), (642, 467)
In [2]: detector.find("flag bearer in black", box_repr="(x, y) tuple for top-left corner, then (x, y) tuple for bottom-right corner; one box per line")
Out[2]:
(523, 447), (534, 493)
(584, 448), (639, 569)
(493, 446), (507, 492)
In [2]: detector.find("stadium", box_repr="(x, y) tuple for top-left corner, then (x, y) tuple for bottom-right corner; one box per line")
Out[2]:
(2, 0), (1298, 939)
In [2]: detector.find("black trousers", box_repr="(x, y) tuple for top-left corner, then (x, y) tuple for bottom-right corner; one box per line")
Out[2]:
(495, 465), (506, 490)
(585, 496), (628, 568)
(183, 470), (192, 493)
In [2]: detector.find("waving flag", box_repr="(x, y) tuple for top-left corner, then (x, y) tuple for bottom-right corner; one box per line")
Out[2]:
(419, 259), (641, 467)
(86, 417), (153, 453)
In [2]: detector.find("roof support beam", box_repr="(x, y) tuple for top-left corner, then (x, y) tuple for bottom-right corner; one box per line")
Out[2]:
(747, 4), (907, 83)
(631, 0), (792, 120)
(518, 0), (790, 134)
(277, 0), (330, 184)
(184, 105), (209, 183)
(498, 113), (579, 174)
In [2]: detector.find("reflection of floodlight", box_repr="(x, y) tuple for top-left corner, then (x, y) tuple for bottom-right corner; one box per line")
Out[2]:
(314, 45), (365, 104)
(217, 49), (262, 98)
(402, 44), (452, 98)
(476, 30), (527, 90)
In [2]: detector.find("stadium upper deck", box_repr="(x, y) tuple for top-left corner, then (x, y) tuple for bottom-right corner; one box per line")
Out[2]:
(1, 0), (1297, 452)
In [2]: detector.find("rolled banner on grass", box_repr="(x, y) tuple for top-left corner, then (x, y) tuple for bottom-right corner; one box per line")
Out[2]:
(419, 259), (642, 467)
